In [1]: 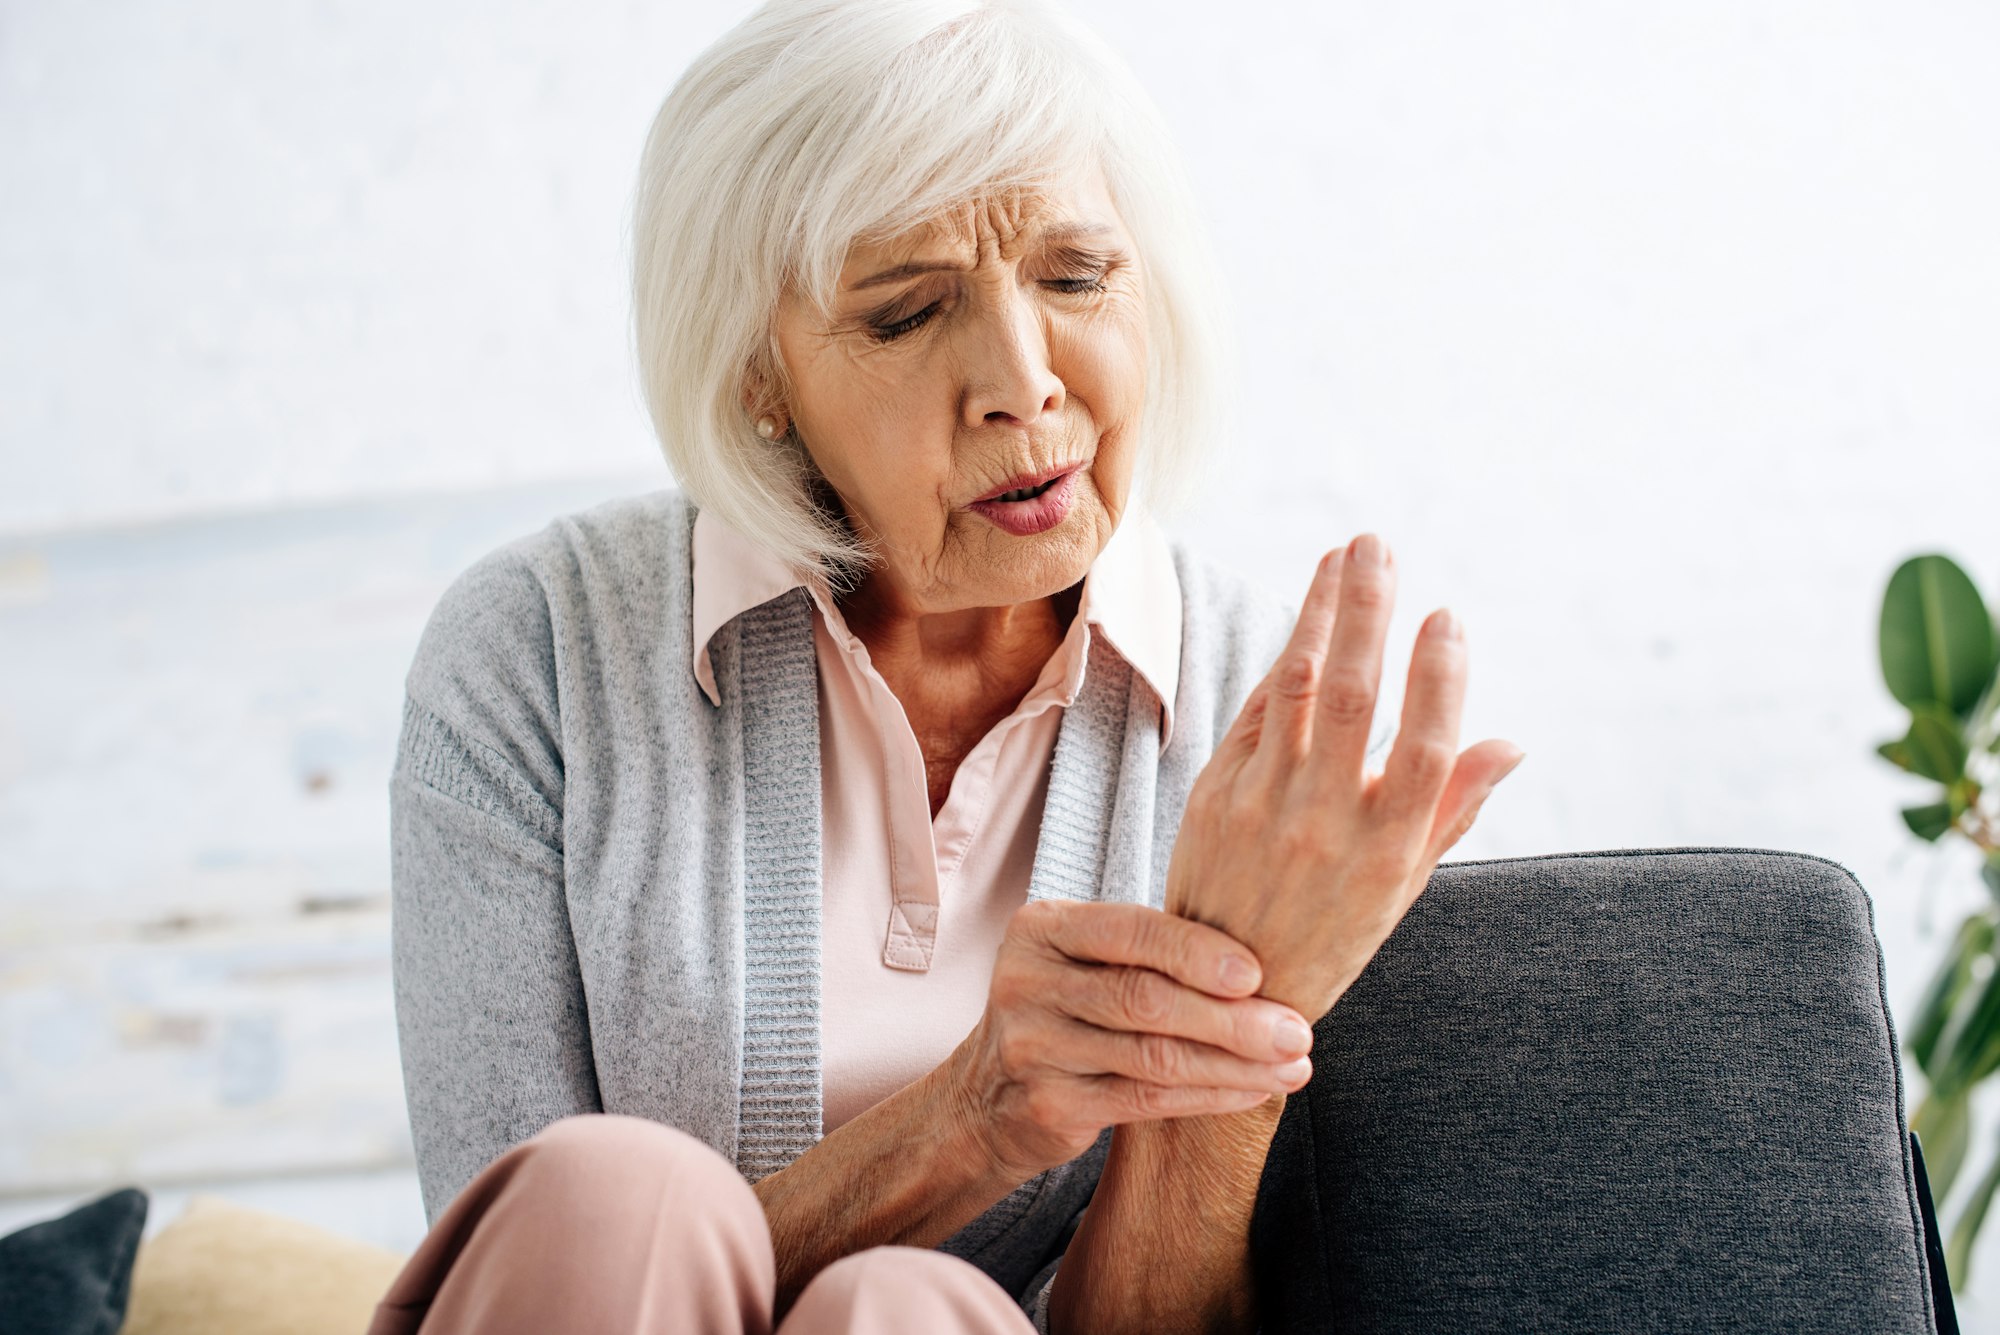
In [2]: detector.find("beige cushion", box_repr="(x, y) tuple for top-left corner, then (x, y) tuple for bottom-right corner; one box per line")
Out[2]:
(121, 1196), (409, 1335)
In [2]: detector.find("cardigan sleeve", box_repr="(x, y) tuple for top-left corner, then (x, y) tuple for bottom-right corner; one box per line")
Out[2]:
(1025, 1251), (1063, 1332)
(389, 546), (603, 1225)
(1018, 1193), (1094, 1332)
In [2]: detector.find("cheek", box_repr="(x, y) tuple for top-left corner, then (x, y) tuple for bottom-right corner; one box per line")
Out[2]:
(794, 350), (960, 540)
(1055, 296), (1149, 425)
(1053, 303), (1149, 520)
(1072, 301), (1149, 519)
(840, 359), (958, 495)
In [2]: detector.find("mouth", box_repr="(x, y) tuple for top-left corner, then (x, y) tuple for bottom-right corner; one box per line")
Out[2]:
(971, 464), (1082, 505)
(966, 464), (1084, 537)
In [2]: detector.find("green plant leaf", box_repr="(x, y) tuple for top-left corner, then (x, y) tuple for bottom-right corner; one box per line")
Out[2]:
(1897, 706), (1973, 785)
(1930, 945), (2000, 1094)
(1881, 555), (1999, 717)
(1985, 854), (2000, 902)
(1948, 779), (1977, 819)
(1910, 914), (1998, 1076)
(1934, 961), (2000, 1101)
(1916, 1090), (1974, 1202)
(1904, 803), (1957, 842)
(1948, 1135), (2000, 1293)
(1975, 666), (2000, 748)
(1878, 738), (1917, 774)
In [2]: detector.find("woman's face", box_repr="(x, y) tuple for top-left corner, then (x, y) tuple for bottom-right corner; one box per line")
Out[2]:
(768, 166), (1149, 618)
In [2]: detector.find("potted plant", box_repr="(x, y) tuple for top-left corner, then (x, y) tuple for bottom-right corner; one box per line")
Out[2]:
(1881, 552), (2000, 1287)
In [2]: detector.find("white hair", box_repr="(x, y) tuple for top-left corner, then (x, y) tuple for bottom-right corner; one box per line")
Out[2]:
(630, 0), (1229, 581)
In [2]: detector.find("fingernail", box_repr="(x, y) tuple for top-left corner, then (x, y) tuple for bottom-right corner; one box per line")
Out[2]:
(1273, 1056), (1313, 1088)
(1272, 1015), (1313, 1056)
(1434, 608), (1462, 641)
(1351, 533), (1387, 568)
(1220, 955), (1259, 992)
(1497, 750), (1526, 782)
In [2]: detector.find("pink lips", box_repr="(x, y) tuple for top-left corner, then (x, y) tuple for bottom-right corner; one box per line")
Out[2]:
(966, 466), (1080, 536)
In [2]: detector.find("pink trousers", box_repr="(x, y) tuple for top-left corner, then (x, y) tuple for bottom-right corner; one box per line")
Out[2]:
(367, 1113), (1040, 1335)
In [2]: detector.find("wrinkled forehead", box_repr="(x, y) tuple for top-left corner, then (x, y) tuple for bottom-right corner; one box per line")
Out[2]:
(800, 165), (1127, 309)
(867, 172), (1117, 251)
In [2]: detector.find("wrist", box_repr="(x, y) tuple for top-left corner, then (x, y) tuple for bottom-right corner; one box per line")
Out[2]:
(1053, 1099), (1282, 1335)
(932, 1030), (1031, 1191)
(1118, 1093), (1286, 1169)
(1255, 964), (1348, 1029)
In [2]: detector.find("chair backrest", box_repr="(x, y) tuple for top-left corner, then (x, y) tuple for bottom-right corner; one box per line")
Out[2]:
(1251, 847), (1943, 1334)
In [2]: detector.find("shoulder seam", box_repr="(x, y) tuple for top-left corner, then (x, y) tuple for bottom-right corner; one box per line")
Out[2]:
(396, 696), (563, 853)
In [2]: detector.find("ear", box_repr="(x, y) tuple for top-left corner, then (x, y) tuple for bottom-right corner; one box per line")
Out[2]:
(740, 350), (786, 423)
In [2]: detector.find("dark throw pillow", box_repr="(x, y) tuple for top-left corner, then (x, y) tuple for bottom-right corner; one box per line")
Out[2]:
(0, 1188), (149, 1335)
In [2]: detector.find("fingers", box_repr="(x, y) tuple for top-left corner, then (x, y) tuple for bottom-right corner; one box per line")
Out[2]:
(1305, 534), (1397, 785)
(1420, 739), (1527, 866)
(1021, 900), (1265, 998)
(1374, 606), (1468, 838)
(1253, 548), (1345, 764)
(1081, 1077), (1279, 1123)
(1033, 956), (1315, 1063)
(1208, 677), (1272, 774)
(1057, 1023), (1312, 1095)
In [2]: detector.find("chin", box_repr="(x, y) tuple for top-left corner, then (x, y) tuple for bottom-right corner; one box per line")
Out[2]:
(984, 514), (1103, 606)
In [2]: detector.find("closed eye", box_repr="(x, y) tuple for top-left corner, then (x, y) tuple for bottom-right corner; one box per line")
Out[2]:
(869, 302), (940, 343)
(865, 267), (1110, 342)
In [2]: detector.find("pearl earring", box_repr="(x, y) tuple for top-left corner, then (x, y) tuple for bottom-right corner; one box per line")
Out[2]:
(755, 416), (783, 440)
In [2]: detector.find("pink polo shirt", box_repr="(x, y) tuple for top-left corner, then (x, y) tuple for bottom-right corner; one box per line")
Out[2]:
(691, 505), (1183, 1134)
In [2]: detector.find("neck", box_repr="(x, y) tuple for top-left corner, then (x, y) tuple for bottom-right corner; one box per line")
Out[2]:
(838, 580), (1082, 722)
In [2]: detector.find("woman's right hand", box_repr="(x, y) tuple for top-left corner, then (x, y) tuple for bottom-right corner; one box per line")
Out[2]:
(943, 899), (1316, 1183)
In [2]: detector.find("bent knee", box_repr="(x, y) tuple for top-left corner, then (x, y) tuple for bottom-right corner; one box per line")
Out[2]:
(800, 1247), (1016, 1319)
(514, 1114), (754, 1216)
(817, 1246), (969, 1284)
(527, 1111), (711, 1162)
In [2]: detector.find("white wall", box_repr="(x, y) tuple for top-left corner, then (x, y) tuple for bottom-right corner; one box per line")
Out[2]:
(5, 0), (2000, 1299)
(6, 0), (1995, 537)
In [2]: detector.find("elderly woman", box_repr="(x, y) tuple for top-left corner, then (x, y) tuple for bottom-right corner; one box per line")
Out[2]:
(369, 1), (1521, 1333)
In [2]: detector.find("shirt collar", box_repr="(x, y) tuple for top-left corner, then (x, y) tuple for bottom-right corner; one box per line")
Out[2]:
(691, 502), (1183, 744)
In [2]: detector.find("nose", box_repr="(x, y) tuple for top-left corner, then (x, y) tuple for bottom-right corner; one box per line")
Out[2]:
(959, 286), (1065, 429)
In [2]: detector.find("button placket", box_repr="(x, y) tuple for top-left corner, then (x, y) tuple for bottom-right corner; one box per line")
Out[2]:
(875, 668), (940, 972)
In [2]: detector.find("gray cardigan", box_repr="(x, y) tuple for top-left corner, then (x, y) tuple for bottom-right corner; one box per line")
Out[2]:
(389, 488), (1293, 1325)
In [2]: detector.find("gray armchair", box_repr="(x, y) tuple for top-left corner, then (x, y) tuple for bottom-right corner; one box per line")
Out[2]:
(1252, 847), (1956, 1334)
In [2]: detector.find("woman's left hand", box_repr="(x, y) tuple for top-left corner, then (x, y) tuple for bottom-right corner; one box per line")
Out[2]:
(1164, 533), (1525, 1023)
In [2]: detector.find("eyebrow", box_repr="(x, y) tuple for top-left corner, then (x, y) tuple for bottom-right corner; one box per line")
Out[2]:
(846, 221), (1118, 290)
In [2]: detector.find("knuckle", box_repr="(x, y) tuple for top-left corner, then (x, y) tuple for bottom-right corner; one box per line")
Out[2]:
(1116, 966), (1173, 1027)
(1225, 789), (1271, 834)
(1343, 576), (1390, 611)
(1127, 1080), (1175, 1118)
(995, 1028), (1034, 1075)
(1128, 903), (1184, 975)
(1317, 671), (1376, 725)
(1154, 917), (1207, 985)
(1187, 780), (1227, 824)
(1235, 685), (1270, 728)
(1271, 651), (1320, 702)
(1014, 898), (1061, 936)
(1272, 819), (1321, 863)
(1135, 1032), (1184, 1083)
(1023, 1086), (1065, 1130)
(1405, 739), (1456, 786)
